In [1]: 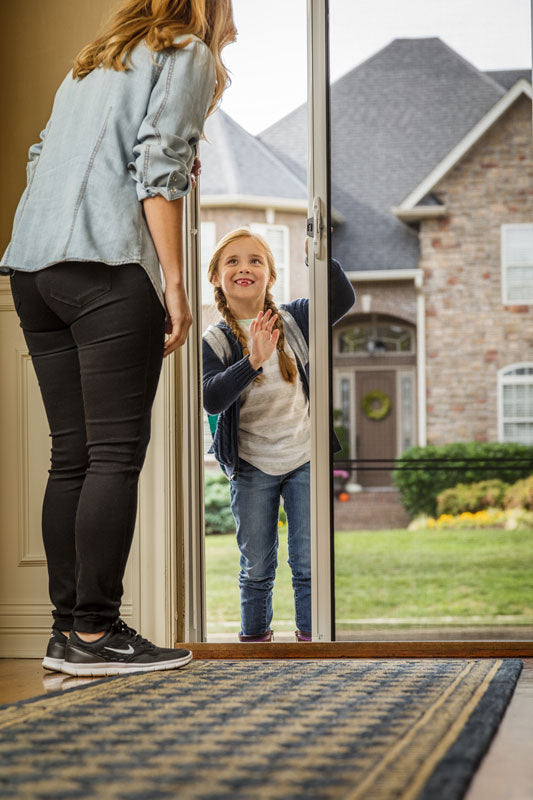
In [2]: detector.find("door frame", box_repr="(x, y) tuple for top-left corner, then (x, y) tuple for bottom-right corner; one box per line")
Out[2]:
(307, 0), (335, 641)
(172, 0), (533, 658)
(177, 186), (207, 644)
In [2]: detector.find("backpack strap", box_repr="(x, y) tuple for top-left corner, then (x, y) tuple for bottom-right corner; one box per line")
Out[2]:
(280, 308), (309, 368)
(203, 324), (233, 365)
(204, 313), (308, 369)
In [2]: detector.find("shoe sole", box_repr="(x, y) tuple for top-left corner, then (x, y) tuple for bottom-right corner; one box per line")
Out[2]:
(61, 652), (193, 677)
(42, 656), (65, 672)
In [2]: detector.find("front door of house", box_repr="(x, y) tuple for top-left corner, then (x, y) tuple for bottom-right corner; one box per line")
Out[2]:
(355, 371), (396, 487)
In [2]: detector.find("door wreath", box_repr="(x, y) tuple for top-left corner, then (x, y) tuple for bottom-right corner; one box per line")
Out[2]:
(362, 390), (391, 421)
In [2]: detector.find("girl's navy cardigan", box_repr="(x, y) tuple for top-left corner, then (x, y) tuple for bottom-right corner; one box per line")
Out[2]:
(202, 259), (355, 479)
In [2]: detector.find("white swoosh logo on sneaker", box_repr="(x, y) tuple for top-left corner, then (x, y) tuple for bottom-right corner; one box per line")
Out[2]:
(103, 645), (135, 655)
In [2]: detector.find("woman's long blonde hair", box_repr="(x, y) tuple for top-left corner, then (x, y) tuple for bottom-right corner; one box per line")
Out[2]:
(208, 228), (298, 384)
(73, 0), (236, 117)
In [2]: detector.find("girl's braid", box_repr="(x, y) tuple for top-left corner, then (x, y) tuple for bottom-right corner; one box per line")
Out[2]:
(214, 287), (249, 355)
(264, 289), (297, 384)
(214, 286), (263, 383)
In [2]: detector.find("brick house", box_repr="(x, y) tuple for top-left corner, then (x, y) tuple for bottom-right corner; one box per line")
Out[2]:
(200, 38), (532, 488)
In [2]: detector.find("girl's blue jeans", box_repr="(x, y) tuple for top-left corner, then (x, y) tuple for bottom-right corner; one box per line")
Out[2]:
(230, 458), (311, 637)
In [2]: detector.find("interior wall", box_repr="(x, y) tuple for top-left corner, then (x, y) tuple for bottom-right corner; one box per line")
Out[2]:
(0, 0), (119, 252)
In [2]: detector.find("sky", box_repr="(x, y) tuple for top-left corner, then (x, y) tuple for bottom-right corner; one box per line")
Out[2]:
(219, 0), (532, 135)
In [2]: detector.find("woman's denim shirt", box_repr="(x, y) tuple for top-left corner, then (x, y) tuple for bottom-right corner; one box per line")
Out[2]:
(0, 35), (215, 307)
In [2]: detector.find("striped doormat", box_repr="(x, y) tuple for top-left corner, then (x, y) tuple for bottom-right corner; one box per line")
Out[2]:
(0, 659), (522, 800)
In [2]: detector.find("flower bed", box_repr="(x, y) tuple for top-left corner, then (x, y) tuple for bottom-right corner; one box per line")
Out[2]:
(409, 507), (533, 531)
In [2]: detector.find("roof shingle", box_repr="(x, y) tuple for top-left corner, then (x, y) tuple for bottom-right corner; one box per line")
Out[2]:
(260, 38), (528, 270)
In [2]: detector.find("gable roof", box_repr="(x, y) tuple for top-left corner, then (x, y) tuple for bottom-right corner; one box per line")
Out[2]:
(396, 79), (532, 214)
(259, 37), (530, 271)
(199, 109), (306, 206)
(485, 69), (532, 90)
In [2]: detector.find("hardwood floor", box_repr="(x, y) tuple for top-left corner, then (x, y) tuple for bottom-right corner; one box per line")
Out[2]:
(465, 658), (533, 800)
(1, 657), (531, 799)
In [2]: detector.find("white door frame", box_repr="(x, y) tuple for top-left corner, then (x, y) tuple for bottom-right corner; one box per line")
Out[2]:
(178, 185), (207, 643)
(308, 0), (334, 641)
(137, 187), (206, 648)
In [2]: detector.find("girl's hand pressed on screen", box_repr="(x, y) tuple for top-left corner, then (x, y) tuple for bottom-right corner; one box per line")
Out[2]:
(248, 309), (279, 370)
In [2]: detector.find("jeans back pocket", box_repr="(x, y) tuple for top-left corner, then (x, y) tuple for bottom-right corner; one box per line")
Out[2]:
(46, 262), (112, 308)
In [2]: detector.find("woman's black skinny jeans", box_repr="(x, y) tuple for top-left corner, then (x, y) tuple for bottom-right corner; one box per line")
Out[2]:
(9, 262), (165, 633)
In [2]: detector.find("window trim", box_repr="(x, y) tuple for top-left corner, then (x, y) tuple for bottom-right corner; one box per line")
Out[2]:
(333, 369), (356, 463)
(200, 220), (217, 306)
(250, 222), (291, 305)
(500, 223), (533, 305)
(335, 318), (416, 356)
(397, 369), (417, 456)
(497, 362), (533, 444)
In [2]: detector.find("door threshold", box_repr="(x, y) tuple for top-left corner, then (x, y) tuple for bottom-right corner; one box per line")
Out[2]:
(176, 641), (533, 659)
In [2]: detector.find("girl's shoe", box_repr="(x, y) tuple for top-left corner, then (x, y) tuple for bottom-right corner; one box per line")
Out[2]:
(238, 630), (274, 642)
(42, 629), (68, 672)
(295, 630), (312, 642)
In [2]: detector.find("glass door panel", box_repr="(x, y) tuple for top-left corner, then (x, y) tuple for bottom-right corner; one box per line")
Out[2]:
(199, 0), (325, 643)
(329, 0), (533, 642)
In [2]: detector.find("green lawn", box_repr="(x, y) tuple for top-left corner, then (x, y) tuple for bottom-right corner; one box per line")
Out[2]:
(205, 527), (533, 633)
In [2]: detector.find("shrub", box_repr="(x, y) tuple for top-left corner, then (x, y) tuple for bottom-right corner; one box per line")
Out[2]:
(204, 472), (288, 534)
(504, 508), (533, 531)
(204, 473), (235, 535)
(437, 479), (509, 516)
(393, 442), (533, 518)
(504, 475), (533, 511)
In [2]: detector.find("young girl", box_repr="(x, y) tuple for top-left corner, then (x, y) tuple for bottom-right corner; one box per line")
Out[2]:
(203, 228), (355, 642)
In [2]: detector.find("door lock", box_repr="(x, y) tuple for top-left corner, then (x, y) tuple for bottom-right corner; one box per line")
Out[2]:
(307, 196), (324, 261)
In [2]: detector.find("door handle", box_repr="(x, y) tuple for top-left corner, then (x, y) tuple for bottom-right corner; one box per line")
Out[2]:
(313, 196), (324, 260)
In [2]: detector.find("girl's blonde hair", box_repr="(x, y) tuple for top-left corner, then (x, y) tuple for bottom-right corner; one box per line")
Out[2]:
(72, 0), (236, 118)
(208, 228), (298, 384)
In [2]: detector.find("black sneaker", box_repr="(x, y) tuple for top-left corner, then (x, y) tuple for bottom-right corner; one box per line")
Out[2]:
(42, 629), (68, 672)
(61, 619), (192, 677)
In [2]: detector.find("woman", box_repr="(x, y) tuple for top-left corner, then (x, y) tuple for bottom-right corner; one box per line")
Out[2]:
(1, 0), (236, 677)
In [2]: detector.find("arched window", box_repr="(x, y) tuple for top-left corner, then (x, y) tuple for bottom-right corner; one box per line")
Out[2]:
(337, 320), (414, 355)
(499, 364), (533, 445)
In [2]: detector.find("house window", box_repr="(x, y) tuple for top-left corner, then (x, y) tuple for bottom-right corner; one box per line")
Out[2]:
(340, 377), (351, 458)
(201, 221), (216, 305)
(499, 364), (533, 445)
(250, 223), (290, 305)
(338, 321), (414, 355)
(501, 224), (533, 304)
(399, 373), (415, 453)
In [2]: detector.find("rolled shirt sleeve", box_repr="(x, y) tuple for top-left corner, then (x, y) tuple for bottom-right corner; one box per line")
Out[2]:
(129, 38), (215, 202)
